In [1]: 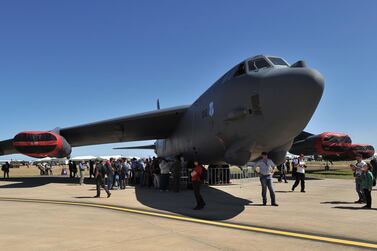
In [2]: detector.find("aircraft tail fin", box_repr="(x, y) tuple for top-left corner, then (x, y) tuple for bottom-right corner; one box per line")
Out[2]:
(113, 145), (156, 150)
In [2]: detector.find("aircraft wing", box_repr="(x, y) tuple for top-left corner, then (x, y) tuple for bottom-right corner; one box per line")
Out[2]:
(0, 139), (17, 156)
(60, 105), (189, 147)
(0, 105), (189, 156)
(293, 131), (314, 143)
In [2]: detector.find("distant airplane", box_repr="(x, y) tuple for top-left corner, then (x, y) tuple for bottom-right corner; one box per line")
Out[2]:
(290, 132), (375, 161)
(1, 55), (328, 167)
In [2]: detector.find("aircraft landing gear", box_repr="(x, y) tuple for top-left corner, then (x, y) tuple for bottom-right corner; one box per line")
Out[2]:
(325, 160), (332, 171)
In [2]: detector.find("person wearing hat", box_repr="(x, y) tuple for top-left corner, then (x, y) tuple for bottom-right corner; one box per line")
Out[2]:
(94, 159), (111, 198)
(255, 152), (278, 206)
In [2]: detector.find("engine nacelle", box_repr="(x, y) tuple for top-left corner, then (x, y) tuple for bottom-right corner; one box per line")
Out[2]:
(348, 144), (375, 160)
(290, 132), (352, 156)
(13, 131), (72, 158)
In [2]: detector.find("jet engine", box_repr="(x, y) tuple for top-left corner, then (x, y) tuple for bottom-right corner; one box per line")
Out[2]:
(13, 131), (72, 158)
(290, 132), (352, 156)
(347, 144), (375, 160)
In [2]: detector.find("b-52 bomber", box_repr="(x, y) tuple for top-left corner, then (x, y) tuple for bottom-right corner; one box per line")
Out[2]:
(1, 55), (372, 167)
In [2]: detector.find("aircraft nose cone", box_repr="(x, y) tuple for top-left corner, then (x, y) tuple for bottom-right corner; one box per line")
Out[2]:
(259, 68), (324, 141)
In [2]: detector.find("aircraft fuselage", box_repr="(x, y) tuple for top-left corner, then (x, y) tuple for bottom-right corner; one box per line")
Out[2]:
(155, 55), (324, 165)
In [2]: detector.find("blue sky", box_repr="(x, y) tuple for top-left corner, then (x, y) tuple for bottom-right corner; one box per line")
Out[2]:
(0, 0), (376, 160)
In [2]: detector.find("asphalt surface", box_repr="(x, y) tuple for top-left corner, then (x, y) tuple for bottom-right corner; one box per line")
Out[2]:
(0, 175), (376, 250)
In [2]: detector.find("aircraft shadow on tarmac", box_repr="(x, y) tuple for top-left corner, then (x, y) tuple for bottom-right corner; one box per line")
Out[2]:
(0, 176), (94, 189)
(320, 201), (377, 210)
(321, 201), (356, 205)
(0, 177), (252, 220)
(332, 206), (377, 211)
(134, 185), (253, 221)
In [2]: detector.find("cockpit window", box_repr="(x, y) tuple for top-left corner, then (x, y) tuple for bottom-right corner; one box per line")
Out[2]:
(248, 58), (271, 71)
(233, 63), (246, 77)
(268, 57), (289, 66)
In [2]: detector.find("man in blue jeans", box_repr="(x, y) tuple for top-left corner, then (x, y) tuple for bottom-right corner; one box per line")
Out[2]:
(256, 152), (278, 206)
(351, 154), (367, 203)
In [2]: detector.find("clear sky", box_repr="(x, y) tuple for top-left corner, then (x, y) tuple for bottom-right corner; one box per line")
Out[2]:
(0, 0), (376, 160)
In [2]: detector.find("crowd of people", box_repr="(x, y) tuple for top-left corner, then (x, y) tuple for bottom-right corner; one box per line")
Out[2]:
(66, 157), (207, 209)
(88, 156), (206, 209)
(2, 152), (376, 210)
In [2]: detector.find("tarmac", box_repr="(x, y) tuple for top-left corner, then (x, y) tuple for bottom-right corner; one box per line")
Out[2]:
(0, 174), (376, 250)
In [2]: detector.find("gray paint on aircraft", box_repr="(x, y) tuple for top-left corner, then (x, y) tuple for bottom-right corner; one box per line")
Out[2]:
(0, 55), (324, 166)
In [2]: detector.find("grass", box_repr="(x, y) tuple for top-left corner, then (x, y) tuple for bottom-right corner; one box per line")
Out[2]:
(4, 165), (81, 178)
(304, 161), (355, 179)
(305, 168), (355, 180)
(227, 161), (357, 180)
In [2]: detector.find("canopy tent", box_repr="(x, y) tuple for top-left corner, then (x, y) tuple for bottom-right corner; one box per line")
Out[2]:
(70, 156), (97, 161)
(34, 157), (54, 162)
(99, 155), (123, 160)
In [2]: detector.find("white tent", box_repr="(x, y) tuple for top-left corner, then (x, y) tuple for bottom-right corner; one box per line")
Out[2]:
(124, 156), (140, 160)
(70, 156), (97, 161)
(34, 157), (54, 162)
(286, 152), (299, 159)
(99, 155), (123, 160)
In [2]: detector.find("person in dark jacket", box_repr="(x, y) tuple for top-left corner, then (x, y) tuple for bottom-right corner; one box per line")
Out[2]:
(370, 157), (377, 186)
(191, 161), (205, 210)
(2, 162), (10, 179)
(68, 161), (74, 178)
(72, 161), (78, 178)
(89, 160), (95, 179)
(94, 160), (111, 198)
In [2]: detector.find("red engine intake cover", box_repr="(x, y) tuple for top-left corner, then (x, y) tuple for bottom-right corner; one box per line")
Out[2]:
(13, 131), (64, 158)
(316, 132), (351, 155)
(349, 144), (375, 159)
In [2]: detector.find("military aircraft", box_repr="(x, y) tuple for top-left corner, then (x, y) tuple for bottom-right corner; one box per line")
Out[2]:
(290, 131), (375, 161)
(0, 55), (325, 166)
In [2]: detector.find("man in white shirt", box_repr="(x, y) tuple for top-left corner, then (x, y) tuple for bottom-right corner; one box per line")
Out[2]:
(291, 154), (306, 192)
(256, 152), (278, 206)
(350, 153), (366, 203)
(159, 159), (170, 191)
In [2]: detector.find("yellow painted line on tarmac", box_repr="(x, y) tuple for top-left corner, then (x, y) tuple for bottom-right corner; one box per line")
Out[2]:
(0, 197), (376, 249)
